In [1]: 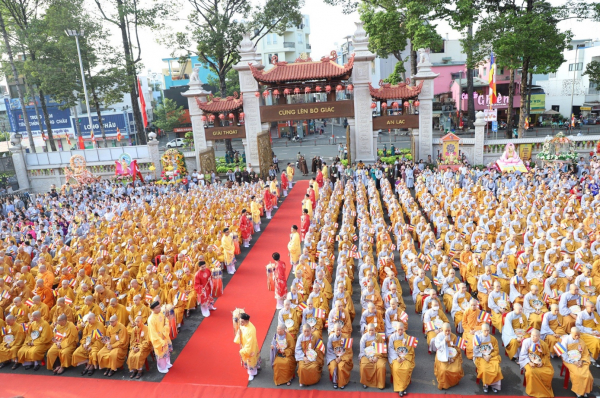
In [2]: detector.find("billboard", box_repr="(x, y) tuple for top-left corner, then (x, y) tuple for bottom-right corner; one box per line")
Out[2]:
(9, 106), (73, 134)
(75, 113), (130, 137)
(529, 94), (545, 114)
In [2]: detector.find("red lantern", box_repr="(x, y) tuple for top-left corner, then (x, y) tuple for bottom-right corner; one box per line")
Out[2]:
(273, 89), (280, 98)
(336, 84), (343, 92)
(347, 84), (354, 92)
(209, 114), (216, 122)
(381, 103), (388, 109)
(228, 113), (234, 120)
(201, 115), (207, 122)
(254, 92), (260, 98)
(182, 178), (188, 184)
(370, 103), (376, 109)
(262, 90), (270, 98)
(315, 86), (322, 92)
(305, 86), (311, 93)
(414, 100), (420, 107)
(294, 87), (300, 94)
(219, 114), (225, 120)
(325, 85), (331, 93)
(391, 102), (398, 109)
(284, 88), (290, 95)
(404, 101), (410, 108)
(239, 112), (245, 121)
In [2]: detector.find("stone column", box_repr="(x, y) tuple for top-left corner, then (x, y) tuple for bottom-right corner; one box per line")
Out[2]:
(9, 139), (30, 191)
(347, 117), (356, 163)
(352, 22), (377, 163)
(411, 128), (419, 162)
(473, 111), (486, 166)
(413, 49), (439, 162)
(147, 132), (161, 175)
(234, 33), (264, 172)
(182, 78), (211, 172)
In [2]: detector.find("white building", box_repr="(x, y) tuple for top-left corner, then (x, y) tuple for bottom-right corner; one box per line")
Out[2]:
(535, 39), (600, 117)
(258, 15), (311, 67)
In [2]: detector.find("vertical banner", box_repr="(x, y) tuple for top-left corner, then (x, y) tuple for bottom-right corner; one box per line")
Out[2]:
(4, 98), (17, 132)
(518, 144), (532, 161)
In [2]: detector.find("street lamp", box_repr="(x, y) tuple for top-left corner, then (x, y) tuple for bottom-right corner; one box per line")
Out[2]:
(65, 29), (95, 145)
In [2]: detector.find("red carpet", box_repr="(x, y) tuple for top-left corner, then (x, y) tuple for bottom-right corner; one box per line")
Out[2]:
(162, 180), (308, 387)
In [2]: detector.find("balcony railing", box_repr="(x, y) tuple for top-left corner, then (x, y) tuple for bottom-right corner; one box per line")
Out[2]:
(283, 42), (295, 48)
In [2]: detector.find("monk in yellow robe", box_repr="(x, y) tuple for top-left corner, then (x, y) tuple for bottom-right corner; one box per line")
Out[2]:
(519, 330), (554, 398)
(148, 302), (172, 373)
(221, 228), (236, 273)
(106, 298), (130, 327)
(326, 323), (353, 389)
(359, 323), (387, 389)
(462, 299), (486, 359)
(46, 314), (78, 374)
(17, 311), (53, 369)
(270, 324), (296, 386)
(0, 315), (25, 369)
(127, 316), (153, 379)
(502, 304), (530, 360)
(295, 324), (324, 386)
(473, 324), (503, 392)
(98, 315), (129, 376)
(434, 323), (464, 390)
(560, 327), (594, 397)
(288, 226), (301, 265)
(234, 313), (260, 380)
(389, 322), (415, 396)
(72, 313), (106, 376)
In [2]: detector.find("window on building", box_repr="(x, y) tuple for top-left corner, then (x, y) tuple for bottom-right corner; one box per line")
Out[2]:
(267, 35), (271, 45)
(297, 33), (303, 43)
(483, 67), (487, 77)
(568, 62), (583, 71)
(498, 67), (504, 75)
(272, 34), (277, 44)
(451, 72), (460, 80)
(267, 54), (273, 64)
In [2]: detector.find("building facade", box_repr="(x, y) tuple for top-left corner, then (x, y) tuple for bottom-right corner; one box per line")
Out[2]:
(258, 15), (311, 66)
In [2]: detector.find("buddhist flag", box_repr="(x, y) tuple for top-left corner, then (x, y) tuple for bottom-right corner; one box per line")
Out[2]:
(554, 342), (567, 356)
(433, 277), (441, 286)
(400, 311), (409, 323)
(452, 259), (461, 268)
(145, 294), (153, 302)
(456, 337), (467, 350)
(138, 77), (148, 128)
(314, 308), (326, 319)
(69, 279), (77, 288)
(25, 299), (34, 307)
(571, 114), (575, 127)
(66, 133), (71, 146)
(4, 276), (12, 284)
(116, 128), (122, 142)
(423, 263), (431, 272)
(342, 338), (353, 349)
(298, 302), (308, 311)
(92, 329), (103, 340)
(54, 331), (66, 340)
(483, 280), (492, 291)
(315, 338), (325, 353)
(64, 297), (73, 305)
(375, 342), (387, 354)
(474, 334), (482, 346)
(406, 336), (418, 348)
(543, 264), (554, 274)
(478, 311), (491, 324)
(448, 250), (456, 258)
(489, 52), (497, 105)
(0, 327), (6, 336)
(542, 293), (550, 303)
(1, 290), (10, 299)
(21, 323), (28, 332)
(425, 321), (436, 332)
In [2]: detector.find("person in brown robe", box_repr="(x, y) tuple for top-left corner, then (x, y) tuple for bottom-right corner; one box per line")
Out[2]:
(97, 315), (129, 376)
(327, 323), (353, 389)
(46, 314), (79, 374)
(16, 313), (51, 369)
(295, 323), (324, 386)
(127, 316), (153, 379)
(518, 329), (554, 398)
(270, 324), (296, 386)
(560, 327), (594, 398)
(0, 315), (25, 369)
(433, 323), (464, 390)
(359, 323), (387, 389)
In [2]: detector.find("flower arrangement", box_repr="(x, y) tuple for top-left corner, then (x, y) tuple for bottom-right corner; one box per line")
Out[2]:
(536, 132), (577, 163)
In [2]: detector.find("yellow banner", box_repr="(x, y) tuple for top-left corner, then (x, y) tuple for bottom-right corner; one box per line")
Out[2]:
(529, 94), (546, 114)
(519, 144), (533, 161)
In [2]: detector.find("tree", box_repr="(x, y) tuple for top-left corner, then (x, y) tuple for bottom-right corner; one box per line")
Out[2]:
(384, 61), (406, 85)
(154, 98), (185, 133)
(583, 60), (600, 88)
(0, 6), (34, 150)
(166, 0), (302, 97)
(94, 0), (173, 145)
(206, 69), (239, 98)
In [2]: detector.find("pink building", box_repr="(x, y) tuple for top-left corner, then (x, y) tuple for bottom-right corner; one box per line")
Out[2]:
(450, 59), (523, 121)
(431, 64), (467, 96)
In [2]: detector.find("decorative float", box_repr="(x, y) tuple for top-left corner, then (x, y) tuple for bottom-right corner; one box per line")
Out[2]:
(496, 142), (528, 172)
(114, 153), (144, 183)
(536, 132), (578, 164)
(437, 132), (462, 171)
(63, 155), (101, 186)
(158, 148), (188, 184)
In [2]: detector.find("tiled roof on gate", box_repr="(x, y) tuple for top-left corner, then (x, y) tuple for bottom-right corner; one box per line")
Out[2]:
(195, 96), (244, 113)
(249, 53), (354, 84)
(369, 80), (423, 100)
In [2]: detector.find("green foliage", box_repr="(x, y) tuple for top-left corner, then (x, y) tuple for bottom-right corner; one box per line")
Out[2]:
(207, 69), (240, 97)
(583, 60), (600, 88)
(165, 0), (302, 95)
(384, 62), (406, 84)
(154, 98), (185, 133)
